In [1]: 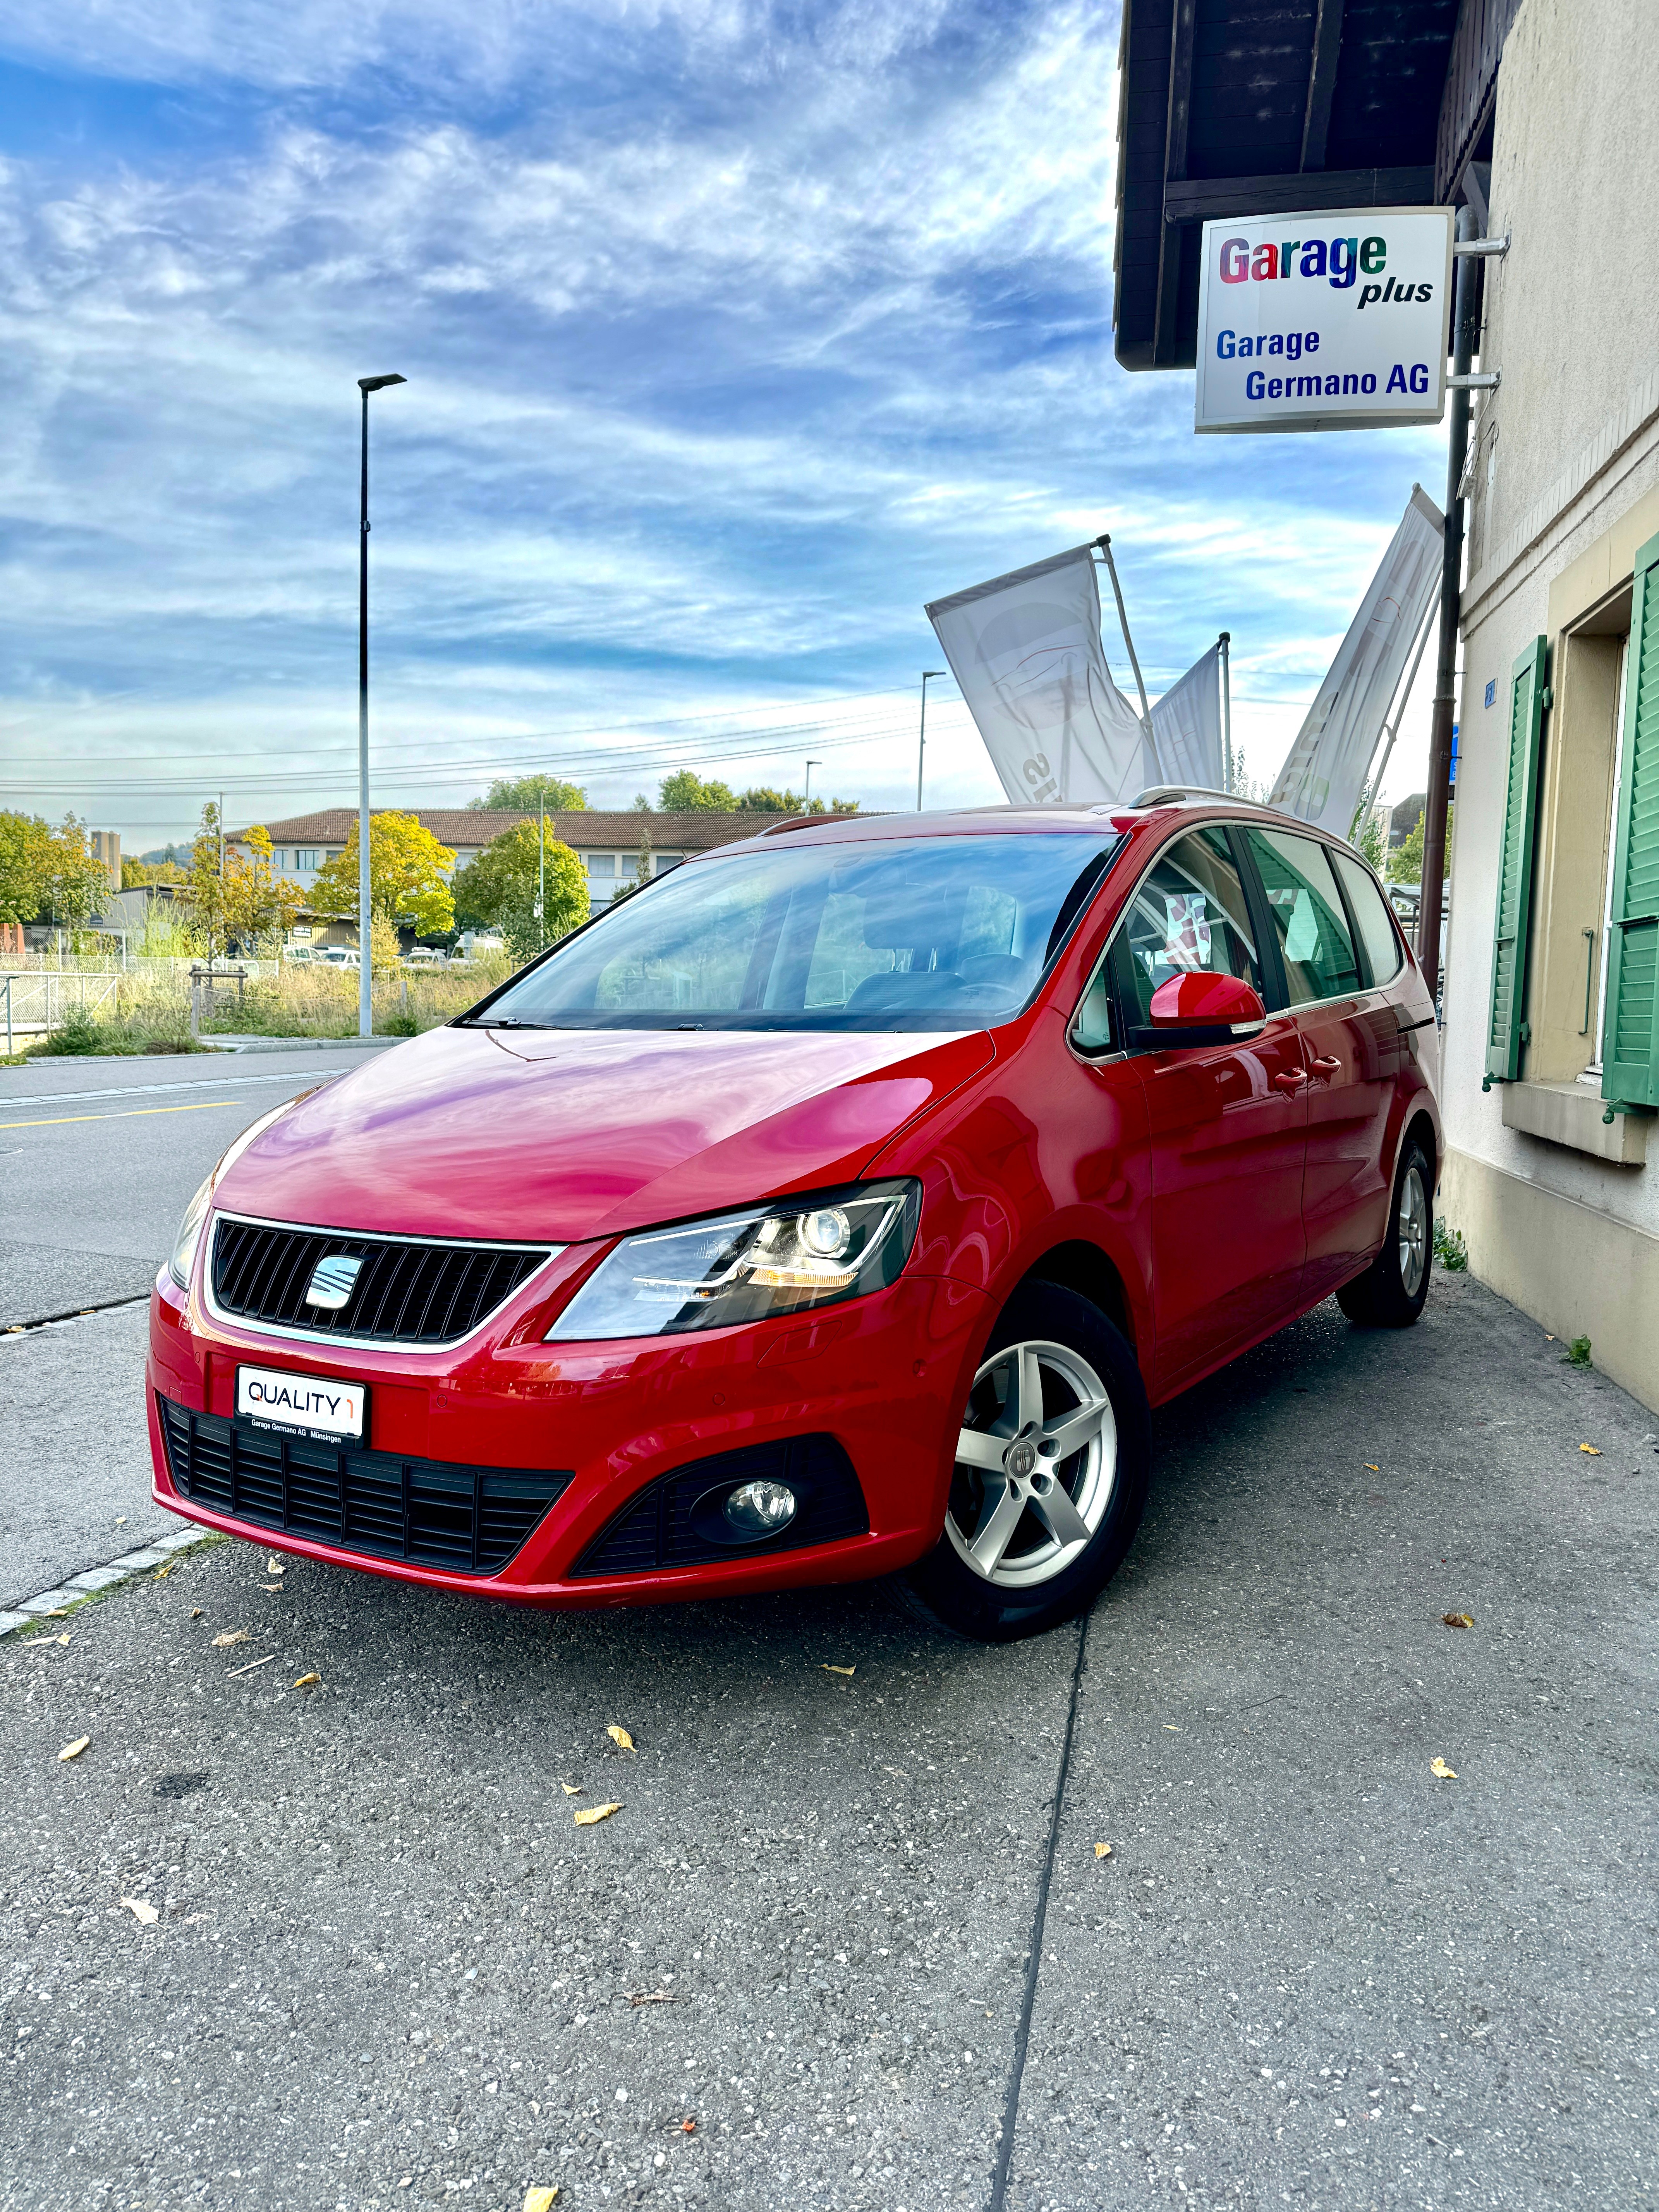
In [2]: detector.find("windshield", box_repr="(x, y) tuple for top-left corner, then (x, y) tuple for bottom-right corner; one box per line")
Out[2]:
(464, 831), (1123, 1032)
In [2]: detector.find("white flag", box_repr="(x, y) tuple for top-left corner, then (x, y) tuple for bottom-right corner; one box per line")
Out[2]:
(1149, 643), (1224, 790)
(1270, 486), (1444, 832)
(926, 545), (1152, 807)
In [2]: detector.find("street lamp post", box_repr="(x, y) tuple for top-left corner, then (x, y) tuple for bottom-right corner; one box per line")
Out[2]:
(917, 670), (946, 812)
(804, 759), (821, 808)
(357, 372), (406, 1038)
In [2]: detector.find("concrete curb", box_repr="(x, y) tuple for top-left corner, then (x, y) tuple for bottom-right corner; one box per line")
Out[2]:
(0, 1524), (217, 1639)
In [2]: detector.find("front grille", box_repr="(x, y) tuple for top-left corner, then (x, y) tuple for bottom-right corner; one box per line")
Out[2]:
(572, 1434), (868, 1578)
(160, 1397), (570, 1575)
(211, 1217), (551, 1346)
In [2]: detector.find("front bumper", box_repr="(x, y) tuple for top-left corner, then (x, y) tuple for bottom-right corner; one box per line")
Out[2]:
(146, 1257), (991, 1610)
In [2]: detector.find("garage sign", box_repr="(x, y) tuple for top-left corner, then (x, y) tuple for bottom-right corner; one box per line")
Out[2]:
(1194, 207), (1454, 434)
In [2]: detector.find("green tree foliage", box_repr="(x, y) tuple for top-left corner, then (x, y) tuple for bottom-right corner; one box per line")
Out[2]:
(734, 786), (859, 815)
(226, 825), (307, 953)
(123, 857), (189, 889)
(34, 814), (115, 928)
(658, 769), (738, 812)
(184, 802), (234, 963)
(309, 812), (458, 939)
(0, 811), (56, 924)
(451, 821), (588, 962)
(1386, 805), (1452, 885)
(468, 773), (588, 812)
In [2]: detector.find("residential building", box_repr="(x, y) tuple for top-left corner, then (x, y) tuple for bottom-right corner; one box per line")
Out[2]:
(1114, 0), (1658, 1408)
(226, 808), (786, 919)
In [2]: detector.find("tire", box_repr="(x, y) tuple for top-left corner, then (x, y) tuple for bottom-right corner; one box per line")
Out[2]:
(898, 1280), (1151, 1644)
(1336, 1139), (1434, 1328)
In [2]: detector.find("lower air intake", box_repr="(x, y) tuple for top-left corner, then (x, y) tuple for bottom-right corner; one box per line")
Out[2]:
(159, 1397), (570, 1576)
(572, 1434), (868, 1577)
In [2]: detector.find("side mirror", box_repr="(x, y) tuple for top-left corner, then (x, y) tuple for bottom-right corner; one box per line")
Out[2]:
(1131, 970), (1267, 1049)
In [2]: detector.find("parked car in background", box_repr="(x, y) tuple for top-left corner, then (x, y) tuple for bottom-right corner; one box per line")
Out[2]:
(402, 947), (448, 968)
(150, 795), (1441, 1643)
(314, 946), (361, 970)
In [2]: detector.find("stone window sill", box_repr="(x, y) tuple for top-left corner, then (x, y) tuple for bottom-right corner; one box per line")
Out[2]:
(1500, 1078), (1649, 1164)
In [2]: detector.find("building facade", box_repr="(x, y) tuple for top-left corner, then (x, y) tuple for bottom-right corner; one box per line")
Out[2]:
(1438, 0), (1659, 1408)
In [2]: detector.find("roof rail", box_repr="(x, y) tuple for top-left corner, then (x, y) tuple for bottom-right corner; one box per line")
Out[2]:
(1129, 784), (1240, 808)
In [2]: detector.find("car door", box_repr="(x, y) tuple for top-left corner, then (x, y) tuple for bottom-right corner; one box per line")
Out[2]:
(1238, 826), (1396, 1302)
(1104, 824), (1309, 1395)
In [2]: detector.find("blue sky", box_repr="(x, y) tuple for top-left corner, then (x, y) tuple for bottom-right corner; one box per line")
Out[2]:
(0, 0), (1448, 843)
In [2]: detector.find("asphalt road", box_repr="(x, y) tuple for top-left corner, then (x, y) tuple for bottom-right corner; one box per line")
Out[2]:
(4, 1269), (1656, 2212)
(0, 1042), (403, 1602)
(0, 1042), (401, 1327)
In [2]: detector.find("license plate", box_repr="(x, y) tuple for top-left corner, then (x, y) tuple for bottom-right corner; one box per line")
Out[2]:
(236, 1364), (366, 1443)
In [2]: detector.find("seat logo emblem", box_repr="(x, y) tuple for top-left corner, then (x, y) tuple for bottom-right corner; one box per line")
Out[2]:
(304, 1253), (363, 1311)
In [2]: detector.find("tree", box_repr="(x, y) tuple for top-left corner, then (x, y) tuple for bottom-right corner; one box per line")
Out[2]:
(734, 785), (861, 815)
(184, 802), (234, 964)
(1386, 805), (1452, 885)
(224, 825), (307, 953)
(658, 770), (737, 812)
(468, 773), (587, 812)
(0, 811), (55, 925)
(123, 857), (188, 890)
(451, 821), (588, 963)
(630, 792), (652, 812)
(309, 812), (457, 939)
(37, 814), (115, 928)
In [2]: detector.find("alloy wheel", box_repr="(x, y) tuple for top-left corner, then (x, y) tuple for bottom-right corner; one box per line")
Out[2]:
(1398, 1163), (1429, 1297)
(946, 1338), (1118, 1589)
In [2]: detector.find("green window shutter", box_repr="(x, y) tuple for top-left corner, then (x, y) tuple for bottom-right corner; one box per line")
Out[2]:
(1602, 532), (1659, 1111)
(1485, 635), (1548, 1082)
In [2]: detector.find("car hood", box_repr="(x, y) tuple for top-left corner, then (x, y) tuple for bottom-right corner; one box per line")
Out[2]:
(215, 1023), (996, 1244)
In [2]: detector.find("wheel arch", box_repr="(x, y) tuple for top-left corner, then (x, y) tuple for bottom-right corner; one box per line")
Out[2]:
(1017, 1238), (1136, 1352)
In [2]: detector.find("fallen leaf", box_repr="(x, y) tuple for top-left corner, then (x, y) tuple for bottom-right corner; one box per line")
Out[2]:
(822, 1664), (855, 1677)
(1430, 1757), (1457, 1779)
(1094, 1842), (1113, 1859)
(606, 1725), (635, 1752)
(293, 1673), (321, 1689)
(1163, 1724), (1182, 1732)
(574, 1802), (623, 1827)
(45, 1608), (68, 1617)
(114, 1515), (127, 1524)
(191, 1609), (203, 1620)
(266, 1556), (286, 1576)
(629, 1990), (674, 2007)
(560, 1784), (582, 1796)
(211, 1629), (249, 1649)
(680, 2119), (697, 2134)
(226, 1653), (276, 1678)
(1442, 1613), (1474, 1630)
(27, 1634), (69, 1650)
(1579, 1444), (1602, 1455)
(58, 1736), (91, 1762)
(121, 1897), (160, 1926)
(1364, 1464), (1379, 1473)
(261, 1584), (283, 1593)
(153, 1562), (173, 1579)
(523, 2189), (560, 2212)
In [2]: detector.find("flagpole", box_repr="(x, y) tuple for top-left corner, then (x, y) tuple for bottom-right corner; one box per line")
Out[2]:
(1094, 535), (1154, 745)
(1364, 602), (1436, 833)
(1219, 631), (1233, 792)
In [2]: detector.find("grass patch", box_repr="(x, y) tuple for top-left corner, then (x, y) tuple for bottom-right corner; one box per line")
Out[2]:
(1563, 1335), (1593, 1369)
(36, 1003), (207, 1058)
(1433, 1219), (1469, 1272)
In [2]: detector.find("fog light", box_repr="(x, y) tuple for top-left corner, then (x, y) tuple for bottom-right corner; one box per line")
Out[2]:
(723, 1479), (797, 1537)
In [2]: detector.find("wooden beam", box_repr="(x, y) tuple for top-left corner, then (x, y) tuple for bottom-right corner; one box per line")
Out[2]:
(1163, 165), (1437, 224)
(1153, 0), (1198, 367)
(1300, 0), (1346, 172)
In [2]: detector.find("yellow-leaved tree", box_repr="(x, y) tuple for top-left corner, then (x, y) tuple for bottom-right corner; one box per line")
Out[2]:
(308, 812), (456, 942)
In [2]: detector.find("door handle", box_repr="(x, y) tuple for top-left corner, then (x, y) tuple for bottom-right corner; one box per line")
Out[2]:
(1309, 1054), (1341, 1079)
(1272, 1067), (1309, 1095)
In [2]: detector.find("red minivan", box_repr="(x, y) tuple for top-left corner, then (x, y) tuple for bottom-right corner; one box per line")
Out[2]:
(148, 795), (1440, 1642)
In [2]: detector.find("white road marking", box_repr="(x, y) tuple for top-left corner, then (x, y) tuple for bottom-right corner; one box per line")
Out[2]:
(0, 1066), (356, 1109)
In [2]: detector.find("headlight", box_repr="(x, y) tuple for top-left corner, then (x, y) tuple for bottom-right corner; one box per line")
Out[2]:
(165, 1099), (306, 1291)
(547, 1179), (920, 1341)
(168, 1172), (214, 1289)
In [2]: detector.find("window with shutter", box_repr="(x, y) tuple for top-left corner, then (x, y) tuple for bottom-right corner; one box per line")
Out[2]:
(1601, 532), (1659, 1112)
(1485, 635), (1548, 1082)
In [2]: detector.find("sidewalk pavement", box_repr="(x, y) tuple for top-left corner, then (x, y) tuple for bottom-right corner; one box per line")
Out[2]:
(2, 1271), (1655, 2211)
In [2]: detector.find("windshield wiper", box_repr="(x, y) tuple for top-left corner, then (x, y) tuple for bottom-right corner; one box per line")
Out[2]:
(463, 1015), (547, 1029)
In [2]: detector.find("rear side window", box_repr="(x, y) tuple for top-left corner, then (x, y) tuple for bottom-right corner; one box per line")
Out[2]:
(1331, 850), (1405, 985)
(1113, 826), (1265, 1029)
(1243, 828), (1361, 1004)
